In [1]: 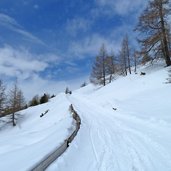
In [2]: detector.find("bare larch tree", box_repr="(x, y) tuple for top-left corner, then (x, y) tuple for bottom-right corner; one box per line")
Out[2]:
(133, 50), (138, 73)
(106, 51), (116, 83)
(135, 0), (171, 66)
(8, 81), (25, 126)
(120, 35), (131, 75)
(0, 80), (6, 116)
(90, 44), (108, 86)
(125, 35), (131, 74)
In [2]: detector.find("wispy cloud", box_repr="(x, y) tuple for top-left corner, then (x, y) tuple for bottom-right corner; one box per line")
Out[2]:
(66, 17), (92, 36)
(0, 13), (19, 27)
(68, 34), (111, 57)
(0, 13), (45, 45)
(95, 0), (147, 16)
(33, 4), (39, 10)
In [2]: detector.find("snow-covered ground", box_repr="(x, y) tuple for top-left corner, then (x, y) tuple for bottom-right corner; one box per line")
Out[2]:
(47, 64), (171, 171)
(0, 62), (171, 171)
(0, 94), (74, 171)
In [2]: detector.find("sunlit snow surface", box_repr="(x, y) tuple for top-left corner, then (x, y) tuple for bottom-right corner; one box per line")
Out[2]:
(0, 94), (74, 171)
(0, 62), (171, 171)
(48, 63), (171, 171)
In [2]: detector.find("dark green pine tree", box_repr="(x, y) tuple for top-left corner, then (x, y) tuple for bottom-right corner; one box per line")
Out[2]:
(40, 93), (49, 104)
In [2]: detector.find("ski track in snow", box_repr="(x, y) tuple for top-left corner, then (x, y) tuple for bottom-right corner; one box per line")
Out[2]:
(1, 64), (171, 171)
(47, 78), (171, 171)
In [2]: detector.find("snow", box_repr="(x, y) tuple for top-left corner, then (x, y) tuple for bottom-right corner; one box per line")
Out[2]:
(47, 63), (171, 171)
(1, 62), (171, 171)
(0, 93), (74, 171)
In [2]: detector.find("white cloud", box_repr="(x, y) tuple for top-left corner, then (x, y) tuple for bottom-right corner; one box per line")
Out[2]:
(33, 4), (39, 10)
(0, 13), (19, 27)
(19, 74), (89, 101)
(0, 13), (45, 45)
(0, 46), (48, 79)
(95, 0), (147, 16)
(66, 17), (91, 36)
(0, 45), (88, 101)
(68, 33), (121, 59)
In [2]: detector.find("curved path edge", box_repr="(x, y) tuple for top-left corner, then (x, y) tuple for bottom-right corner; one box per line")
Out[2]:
(28, 104), (81, 171)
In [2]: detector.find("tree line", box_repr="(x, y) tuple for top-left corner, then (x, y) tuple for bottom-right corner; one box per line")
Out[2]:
(0, 80), (26, 126)
(29, 93), (55, 106)
(90, 0), (171, 86)
(90, 35), (136, 86)
(0, 79), (55, 126)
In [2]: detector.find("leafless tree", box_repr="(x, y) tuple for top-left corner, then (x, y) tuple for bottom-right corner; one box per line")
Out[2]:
(90, 44), (108, 86)
(125, 35), (132, 74)
(133, 50), (138, 73)
(8, 81), (25, 126)
(106, 51), (116, 83)
(0, 80), (6, 116)
(17, 90), (25, 110)
(135, 0), (171, 66)
(120, 36), (130, 76)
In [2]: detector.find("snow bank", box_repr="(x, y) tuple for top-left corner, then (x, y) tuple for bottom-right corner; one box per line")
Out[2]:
(0, 93), (73, 171)
(47, 64), (171, 171)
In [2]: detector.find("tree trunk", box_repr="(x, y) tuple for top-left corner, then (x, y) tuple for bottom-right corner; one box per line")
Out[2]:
(102, 57), (106, 86)
(134, 52), (137, 73)
(126, 41), (131, 74)
(12, 113), (16, 126)
(159, 0), (171, 66)
(128, 55), (131, 74)
(109, 75), (112, 83)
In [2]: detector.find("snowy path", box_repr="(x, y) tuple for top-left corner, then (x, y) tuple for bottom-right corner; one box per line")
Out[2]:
(47, 92), (171, 171)
(47, 68), (171, 171)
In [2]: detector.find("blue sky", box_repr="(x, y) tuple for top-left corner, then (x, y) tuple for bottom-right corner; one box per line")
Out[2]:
(0, 0), (147, 99)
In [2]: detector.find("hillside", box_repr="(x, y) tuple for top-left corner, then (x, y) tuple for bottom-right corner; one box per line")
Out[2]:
(47, 63), (171, 171)
(0, 63), (171, 171)
(0, 94), (74, 171)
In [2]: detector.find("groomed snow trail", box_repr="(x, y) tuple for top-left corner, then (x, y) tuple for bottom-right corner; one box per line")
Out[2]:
(47, 68), (171, 171)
